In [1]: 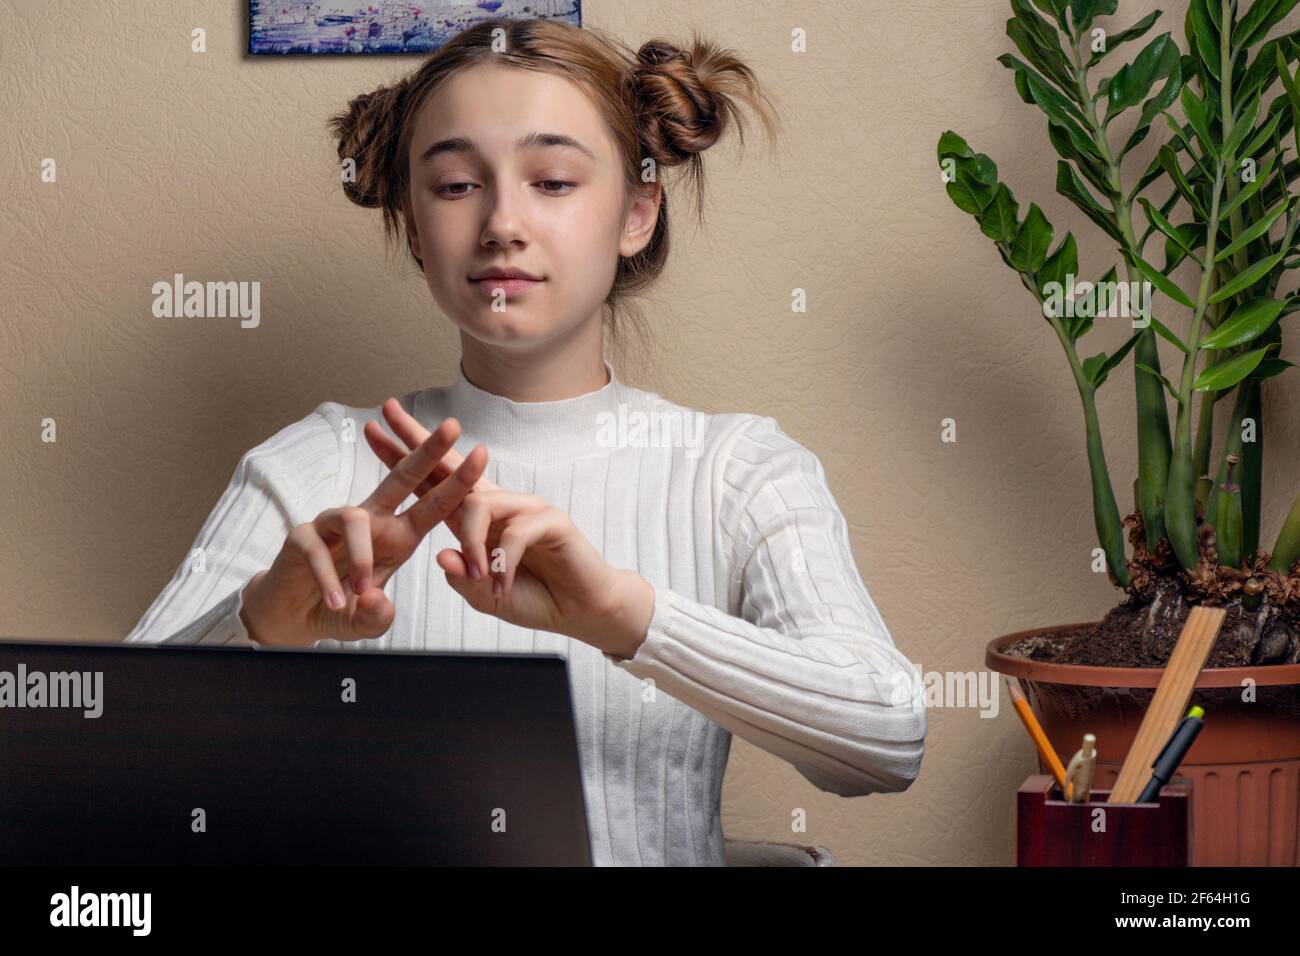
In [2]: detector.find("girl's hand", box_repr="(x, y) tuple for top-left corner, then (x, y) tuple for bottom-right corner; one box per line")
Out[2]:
(366, 401), (654, 659)
(364, 398), (502, 497)
(240, 417), (487, 646)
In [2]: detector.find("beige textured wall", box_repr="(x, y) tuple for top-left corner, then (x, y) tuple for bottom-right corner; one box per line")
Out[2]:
(7, 0), (1300, 866)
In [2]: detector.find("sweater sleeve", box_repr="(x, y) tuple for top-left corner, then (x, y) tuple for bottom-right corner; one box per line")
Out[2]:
(123, 404), (349, 647)
(605, 414), (926, 797)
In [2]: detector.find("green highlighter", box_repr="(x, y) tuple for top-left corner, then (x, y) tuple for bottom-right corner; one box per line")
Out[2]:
(1138, 705), (1205, 804)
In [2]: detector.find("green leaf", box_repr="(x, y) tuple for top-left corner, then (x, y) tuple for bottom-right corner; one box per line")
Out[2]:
(979, 183), (1020, 243)
(1136, 362), (1182, 401)
(1208, 251), (1287, 303)
(1188, 0), (1220, 81)
(1071, 265), (1116, 340)
(1164, 221), (1205, 271)
(1235, 0), (1300, 51)
(937, 130), (974, 161)
(1087, 11), (1161, 66)
(1037, 231), (1078, 303)
(1199, 297), (1288, 349)
(1220, 152), (1277, 218)
(938, 135), (1002, 215)
(1163, 113), (1218, 182)
(1047, 124), (1112, 196)
(1123, 57), (1185, 156)
(1055, 161), (1124, 243)
(1106, 33), (1180, 123)
(945, 168), (995, 214)
(1158, 152), (1206, 220)
(998, 55), (1102, 164)
(1193, 344), (1281, 391)
(1139, 197), (1201, 263)
(1215, 196), (1290, 262)
(1241, 30), (1300, 102)
(1239, 103), (1286, 161)
(1131, 252), (1196, 309)
(1007, 2), (1076, 91)
(1010, 203), (1054, 272)
(1282, 44), (1300, 112)
(1070, 0), (1119, 35)
(1255, 356), (1296, 378)
(1031, 0), (1069, 29)
(1179, 86), (1217, 157)
(1148, 315), (1190, 353)
(1223, 93), (1263, 162)
(1083, 330), (1141, 387)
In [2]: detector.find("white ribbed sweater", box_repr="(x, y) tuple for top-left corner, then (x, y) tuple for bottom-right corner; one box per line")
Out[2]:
(125, 360), (927, 865)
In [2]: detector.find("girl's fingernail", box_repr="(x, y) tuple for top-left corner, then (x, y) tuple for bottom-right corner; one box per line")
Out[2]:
(469, 562), (482, 580)
(493, 578), (504, 596)
(356, 577), (371, 594)
(328, 590), (345, 610)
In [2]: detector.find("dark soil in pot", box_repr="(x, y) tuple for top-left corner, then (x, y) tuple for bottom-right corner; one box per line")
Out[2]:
(998, 509), (1300, 717)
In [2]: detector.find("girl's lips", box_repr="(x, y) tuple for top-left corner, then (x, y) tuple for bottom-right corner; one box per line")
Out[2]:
(469, 277), (544, 299)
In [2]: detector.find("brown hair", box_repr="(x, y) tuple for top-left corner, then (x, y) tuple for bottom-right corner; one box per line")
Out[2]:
(327, 16), (779, 355)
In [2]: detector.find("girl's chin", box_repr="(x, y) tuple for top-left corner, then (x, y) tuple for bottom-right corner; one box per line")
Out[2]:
(455, 309), (550, 344)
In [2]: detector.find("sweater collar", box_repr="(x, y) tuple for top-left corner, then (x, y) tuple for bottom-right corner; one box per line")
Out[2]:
(424, 358), (629, 463)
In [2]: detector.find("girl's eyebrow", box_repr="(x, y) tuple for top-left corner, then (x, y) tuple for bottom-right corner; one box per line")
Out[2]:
(417, 132), (596, 164)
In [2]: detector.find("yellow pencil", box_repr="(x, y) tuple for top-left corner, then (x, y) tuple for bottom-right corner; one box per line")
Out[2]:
(1006, 678), (1068, 793)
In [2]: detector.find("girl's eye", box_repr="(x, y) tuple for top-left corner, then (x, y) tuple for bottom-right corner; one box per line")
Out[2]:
(434, 180), (575, 198)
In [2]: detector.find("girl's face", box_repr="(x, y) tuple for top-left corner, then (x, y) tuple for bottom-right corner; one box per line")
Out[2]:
(405, 63), (658, 349)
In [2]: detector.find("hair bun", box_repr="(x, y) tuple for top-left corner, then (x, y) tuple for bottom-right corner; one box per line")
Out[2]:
(631, 38), (727, 164)
(328, 81), (408, 209)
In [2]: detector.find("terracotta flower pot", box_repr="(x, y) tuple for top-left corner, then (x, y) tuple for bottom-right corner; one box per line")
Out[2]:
(987, 622), (1300, 866)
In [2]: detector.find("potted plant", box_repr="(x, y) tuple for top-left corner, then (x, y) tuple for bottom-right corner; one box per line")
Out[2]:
(939, 0), (1300, 865)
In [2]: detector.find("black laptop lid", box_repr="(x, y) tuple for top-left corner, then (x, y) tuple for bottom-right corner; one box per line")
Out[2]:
(0, 639), (592, 865)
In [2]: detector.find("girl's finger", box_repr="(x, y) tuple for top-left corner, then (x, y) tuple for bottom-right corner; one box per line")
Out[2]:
(288, 523), (347, 611)
(441, 492), (551, 594)
(435, 548), (494, 604)
(363, 418), (461, 512)
(401, 443), (489, 538)
(372, 401), (503, 493)
(492, 508), (565, 597)
(381, 397), (430, 446)
(314, 507), (374, 594)
(453, 494), (492, 581)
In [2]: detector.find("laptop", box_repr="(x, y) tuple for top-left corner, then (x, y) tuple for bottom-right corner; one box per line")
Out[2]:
(0, 637), (593, 865)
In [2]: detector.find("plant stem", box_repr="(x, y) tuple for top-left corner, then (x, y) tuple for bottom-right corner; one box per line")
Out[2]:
(1240, 377), (1263, 561)
(1268, 488), (1300, 572)
(1206, 380), (1249, 531)
(1018, 264), (1132, 588)
(1165, 158), (1227, 571)
(1048, 299), (1131, 587)
(1070, 27), (1172, 552)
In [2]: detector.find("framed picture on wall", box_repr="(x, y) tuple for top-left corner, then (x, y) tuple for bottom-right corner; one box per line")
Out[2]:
(248, 1), (582, 55)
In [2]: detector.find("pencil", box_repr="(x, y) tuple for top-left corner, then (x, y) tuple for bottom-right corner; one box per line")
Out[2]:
(1005, 678), (1068, 792)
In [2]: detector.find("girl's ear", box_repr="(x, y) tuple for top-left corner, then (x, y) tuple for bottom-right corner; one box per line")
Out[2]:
(407, 219), (424, 263)
(619, 179), (661, 258)
(400, 190), (425, 263)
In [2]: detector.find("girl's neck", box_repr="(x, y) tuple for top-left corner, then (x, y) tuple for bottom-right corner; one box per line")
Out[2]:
(458, 327), (608, 403)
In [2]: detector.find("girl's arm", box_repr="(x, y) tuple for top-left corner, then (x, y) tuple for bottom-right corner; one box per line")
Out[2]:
(604, 414), (927, 798)
(123, 406), (348, 646)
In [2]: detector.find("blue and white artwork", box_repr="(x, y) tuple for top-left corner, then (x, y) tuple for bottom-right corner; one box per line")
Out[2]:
(249, 1), (582, 55)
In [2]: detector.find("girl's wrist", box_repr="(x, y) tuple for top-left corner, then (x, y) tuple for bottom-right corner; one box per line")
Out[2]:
(597, 569), (655, 661)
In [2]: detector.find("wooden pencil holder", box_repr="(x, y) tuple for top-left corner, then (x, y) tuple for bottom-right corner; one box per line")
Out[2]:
(1016, 774), (1192, 866)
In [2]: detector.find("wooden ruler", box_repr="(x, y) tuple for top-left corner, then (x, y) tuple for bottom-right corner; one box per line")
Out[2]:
(1108, 605), (1226, 803)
